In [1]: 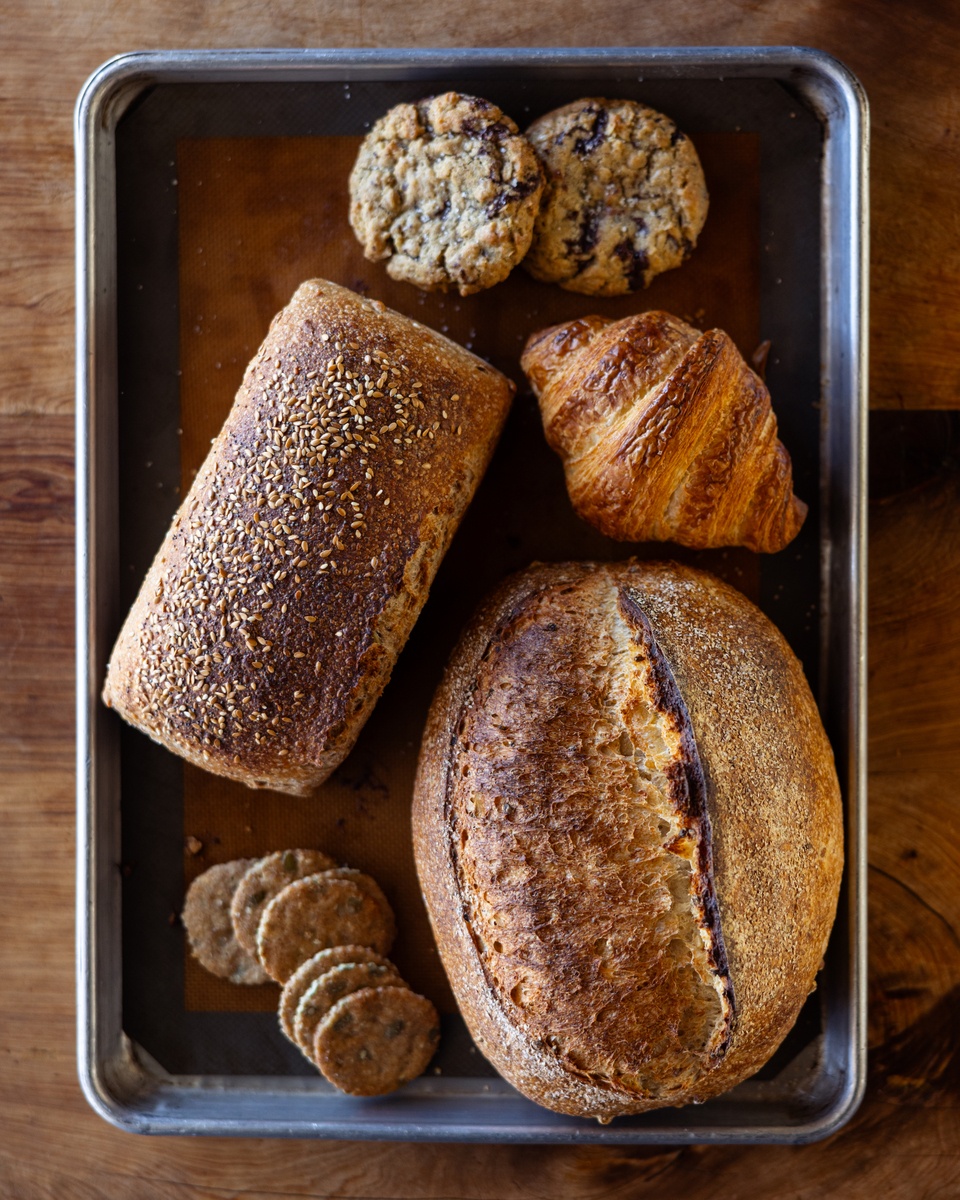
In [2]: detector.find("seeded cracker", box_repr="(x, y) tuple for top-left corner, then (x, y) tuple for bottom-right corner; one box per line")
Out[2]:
(294, 962), (406, 1061)
(349, 93), (545, 295)
(311, 866), (397, 949)
(256, 874), (394, 982)
(314, 986), (441, 1096)
(231, 849), (337, 960)
(523, 98), (709, 295)
(182, 859), (271, 985)
(279, 946), (394, 1044)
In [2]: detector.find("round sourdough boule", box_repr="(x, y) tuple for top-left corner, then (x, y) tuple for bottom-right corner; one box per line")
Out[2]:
(412, 559), (844, 1121)
(294, 962), (407, 1061)
(523, 98), (709, 295)
(279, 946), (394, 1044)
(231, 849), (337, 961)
(256, 874), (395, 982)
(313, 986), (441, 1096)
(182, 859), (271, 985)
(349, 92), (545, 295)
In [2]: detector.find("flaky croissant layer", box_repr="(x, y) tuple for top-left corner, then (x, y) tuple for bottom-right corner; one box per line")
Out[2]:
(521, 310), (808, 553)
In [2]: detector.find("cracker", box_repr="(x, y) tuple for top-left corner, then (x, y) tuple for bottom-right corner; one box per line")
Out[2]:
(256, 874), (395, 983)
(181, 859), (271, 985)
(312, 867), (397, 949)
(230, 849), (337, 961)
(313, 986), (441, 1096)
(294, 962), (406, 1061)
(278, 946), (393, 1044)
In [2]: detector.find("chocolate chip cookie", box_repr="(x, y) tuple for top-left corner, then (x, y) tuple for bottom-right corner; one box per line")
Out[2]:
(348, 92), (545, 296)
(523, 98), (709, 295)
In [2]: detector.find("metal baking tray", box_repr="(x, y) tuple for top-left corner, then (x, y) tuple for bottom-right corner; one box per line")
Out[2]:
(76, 46), (868, 1142)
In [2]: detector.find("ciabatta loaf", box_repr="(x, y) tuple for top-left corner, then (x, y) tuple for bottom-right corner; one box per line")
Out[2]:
(103, 280), (513, 794)
(412, 560), (843, 1119)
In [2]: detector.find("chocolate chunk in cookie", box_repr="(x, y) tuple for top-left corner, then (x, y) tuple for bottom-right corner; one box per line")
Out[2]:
(349, 92), (545, 295)
(313, 986), (441, 1096)
(230, 849), (337, 961)
(294, 961), (406, 1061)
(279, 945), (394, 1044)
(256, 874), (395, 983)
(182, 859), (271, 985)
(523, 98), (709, 295)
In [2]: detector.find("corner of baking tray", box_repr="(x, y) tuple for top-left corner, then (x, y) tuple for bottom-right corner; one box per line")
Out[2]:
(77, 1028), (163, 1135)
(75, 52), (169, 144)
(786, 1061), (868, 1146)
(775, 46), (870, 135)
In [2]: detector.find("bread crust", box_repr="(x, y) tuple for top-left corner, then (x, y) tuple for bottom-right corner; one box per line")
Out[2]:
(520, 311), (807, 553)
(102, 279), (513, 793)
(412, 560), (843, 1119)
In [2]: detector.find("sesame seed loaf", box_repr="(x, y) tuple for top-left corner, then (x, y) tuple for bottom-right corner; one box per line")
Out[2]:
(103, 279), (513, 794)
(412, 559), (844, 1120)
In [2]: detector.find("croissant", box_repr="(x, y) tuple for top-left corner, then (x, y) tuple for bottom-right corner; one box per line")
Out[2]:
(520, 310), (808, 553)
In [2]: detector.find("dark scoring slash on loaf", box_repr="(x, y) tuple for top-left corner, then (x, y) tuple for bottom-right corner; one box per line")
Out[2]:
(414, 558), (844, 1121)
(616, 583), (735, 1055)
(420, 562), (737, 1117)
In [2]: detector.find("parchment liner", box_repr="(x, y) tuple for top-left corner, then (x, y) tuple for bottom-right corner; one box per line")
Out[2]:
(175, 131), (762, 1015)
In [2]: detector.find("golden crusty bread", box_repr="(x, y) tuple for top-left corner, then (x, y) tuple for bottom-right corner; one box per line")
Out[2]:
(103, 279), (513, 794)
(412, 559), (843, 1120)
(520, 311), (807, 553)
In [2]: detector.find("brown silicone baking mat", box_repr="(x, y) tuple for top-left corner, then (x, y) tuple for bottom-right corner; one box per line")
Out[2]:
(113, 75), (823, 1076)
(176, 129), (762, 1017)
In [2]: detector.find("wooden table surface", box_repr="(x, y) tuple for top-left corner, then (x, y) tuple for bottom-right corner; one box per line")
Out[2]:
(3, 2), (959, 1197)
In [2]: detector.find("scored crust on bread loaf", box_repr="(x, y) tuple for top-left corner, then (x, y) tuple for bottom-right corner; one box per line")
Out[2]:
(102, 279), (513, 794)
(412, 560), (843, 1120)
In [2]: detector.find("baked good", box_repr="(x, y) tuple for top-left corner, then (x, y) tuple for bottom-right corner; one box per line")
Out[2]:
(181, 859), (271, 985)
(293, 961), (406, 1060)
(279, 946), (394, 1044)
(256, 873), (395, 982)
(230, 849), (336, 960)
(313, 986), (441, 1096)
(349, 92), (545, 295)
(521, 310), (807, 552)
(102, 279), (513, 794)
(522, 98), (708, 295)
(311, 867), (397, 949)
(412, 559), (843, 1120)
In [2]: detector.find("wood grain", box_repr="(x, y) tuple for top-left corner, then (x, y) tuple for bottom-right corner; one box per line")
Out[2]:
(4, 2), (960, 417)
(2, 0), (960, 1196)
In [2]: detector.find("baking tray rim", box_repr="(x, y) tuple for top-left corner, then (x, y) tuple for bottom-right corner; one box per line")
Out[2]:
(75, 44), (869, 1143)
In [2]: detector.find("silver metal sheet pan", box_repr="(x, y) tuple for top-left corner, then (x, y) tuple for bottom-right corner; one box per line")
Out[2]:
(76, 46), (868, 1142)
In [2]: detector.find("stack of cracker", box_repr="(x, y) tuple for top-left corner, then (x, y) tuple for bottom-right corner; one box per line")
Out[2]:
(182, 850), (440, 1096)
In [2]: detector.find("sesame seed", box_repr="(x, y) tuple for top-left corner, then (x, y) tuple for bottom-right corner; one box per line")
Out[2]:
(123, 314), (459, 767)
